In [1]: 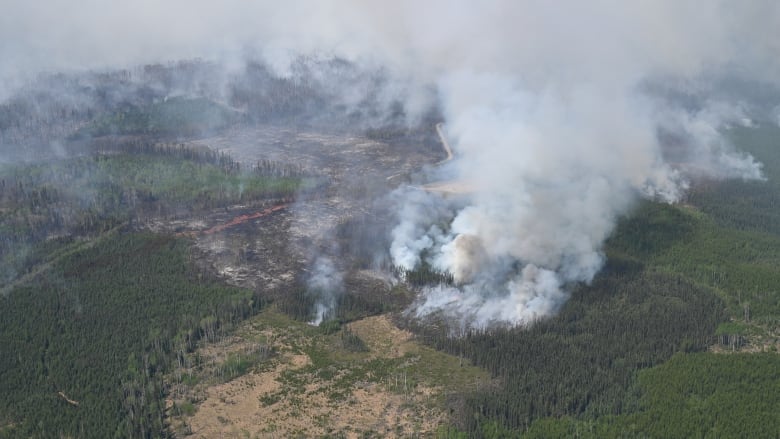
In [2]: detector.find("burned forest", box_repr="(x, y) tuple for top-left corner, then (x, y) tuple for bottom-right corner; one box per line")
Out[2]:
(3, 2), (780, 438)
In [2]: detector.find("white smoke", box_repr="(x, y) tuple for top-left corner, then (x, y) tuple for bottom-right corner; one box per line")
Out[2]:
(307, 256), (343, 326)
(389, 188), (457, 271)
(372, 2), (776, 326)
(394, 75), (766, 326)
(4, 1), (779, 325)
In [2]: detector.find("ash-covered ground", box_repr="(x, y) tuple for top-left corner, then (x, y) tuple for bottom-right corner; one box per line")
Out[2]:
(147, 123), (444, 315)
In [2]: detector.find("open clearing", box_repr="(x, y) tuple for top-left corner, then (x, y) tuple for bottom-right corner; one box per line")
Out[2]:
(167, 309), (489, 438)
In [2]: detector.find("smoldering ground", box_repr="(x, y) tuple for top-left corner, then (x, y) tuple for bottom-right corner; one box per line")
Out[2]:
(3, 1), (780, 326)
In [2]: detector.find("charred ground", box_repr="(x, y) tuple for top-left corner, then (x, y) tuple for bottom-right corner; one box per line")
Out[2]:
(1, 60), (780, 439)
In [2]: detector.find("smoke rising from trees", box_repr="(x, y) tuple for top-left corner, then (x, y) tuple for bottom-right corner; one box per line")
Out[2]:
(3, 1), (780, 325)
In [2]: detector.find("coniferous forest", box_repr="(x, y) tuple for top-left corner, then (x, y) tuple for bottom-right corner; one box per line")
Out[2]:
(1, 60), (780, 438)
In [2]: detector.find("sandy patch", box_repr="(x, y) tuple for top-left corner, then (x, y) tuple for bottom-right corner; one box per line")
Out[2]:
(169, 313), (452, 438)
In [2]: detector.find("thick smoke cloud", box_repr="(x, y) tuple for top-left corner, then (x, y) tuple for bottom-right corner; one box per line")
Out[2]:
(4, 1), (779, 325)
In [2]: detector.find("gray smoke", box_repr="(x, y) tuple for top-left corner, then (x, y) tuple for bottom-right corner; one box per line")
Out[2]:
(4, 1), (779, 326)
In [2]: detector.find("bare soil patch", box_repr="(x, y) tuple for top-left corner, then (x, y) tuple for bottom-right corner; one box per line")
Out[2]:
(167, 310), (487, 438)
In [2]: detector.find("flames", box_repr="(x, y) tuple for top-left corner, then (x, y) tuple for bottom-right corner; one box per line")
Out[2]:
(176, 202), (289, 237)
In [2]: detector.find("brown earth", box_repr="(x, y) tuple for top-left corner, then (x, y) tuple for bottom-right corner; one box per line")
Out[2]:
(167, 311), (488, 438)
(152, 125), (471, 437)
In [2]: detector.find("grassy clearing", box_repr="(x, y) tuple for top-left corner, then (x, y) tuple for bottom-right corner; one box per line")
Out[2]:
(168, 308), (488, 438)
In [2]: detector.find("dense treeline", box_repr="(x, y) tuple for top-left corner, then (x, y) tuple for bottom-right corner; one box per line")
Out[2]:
(0, 232), (266, 438)
(2, 62), (778, 438)
(228, 61), (327, 124)
(0, 151), (307, 286)
(88, 137), (310, 178)
(409, 264), (726, 435)
(624, 352), (780, 438)
(276, 283), (393, 324)
(429, 124), (780, 436)
(72, 96), (242, 139)
(0, 64), (204, 154)
(1, 57), (442, 162)
(607, 137), (780, 321)
(426, 194), (780, 436)
(395, 263), (455, 287)
(685, 125), (780, 236)
(522, 353), (780, 438)
(90, 138), (241, 170)
(0, 56), (442, 437)
(228, 58), (441, 129)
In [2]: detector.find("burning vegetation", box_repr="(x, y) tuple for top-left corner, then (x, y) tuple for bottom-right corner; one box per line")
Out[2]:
(3, 2), (780, 437)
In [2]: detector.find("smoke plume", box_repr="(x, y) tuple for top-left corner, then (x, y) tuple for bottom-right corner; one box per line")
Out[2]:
(4, 1), (780, 325)
(306, 256), (343, 326)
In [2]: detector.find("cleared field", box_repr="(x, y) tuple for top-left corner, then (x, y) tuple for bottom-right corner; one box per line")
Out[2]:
(167, 309), (489, 438)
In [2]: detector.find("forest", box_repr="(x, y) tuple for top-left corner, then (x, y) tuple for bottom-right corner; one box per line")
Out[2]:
(0, 231), (265, 437)
(0, 144), (309, 289)
(1, 60), (779, 438)
(0, 137), (310, 436)
(423, 125), (780, 437)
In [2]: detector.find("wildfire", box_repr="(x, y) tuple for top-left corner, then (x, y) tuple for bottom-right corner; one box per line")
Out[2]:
(177, 203), (289, 237)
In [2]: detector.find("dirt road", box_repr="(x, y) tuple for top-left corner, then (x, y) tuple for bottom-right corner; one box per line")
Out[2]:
(435, 122), (453, 164)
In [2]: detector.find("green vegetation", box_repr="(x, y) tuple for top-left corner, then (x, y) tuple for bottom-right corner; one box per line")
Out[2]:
(421, 123), (780, 437)
(248, 309), (487, 407)
(3, 87), (780, 437)
(523, 353), (780, 438)
(607, 125), (780, 331)
(415, 268), (725, 434)
(166, 306), (488, 437)
(277, 285), (393, 324)
(172, 401), (196, 417)
(610, 202), (780, 321)
(214, 346), (276, 383)
(0, 151), (306, 287)
(73, 96), (241, 138)
(339, 327), (369, 352)
(628, 352), (780, 438)
(687, 125), (780, 236)
(1, 100), (307, 436)
(0, 152), (302, 226)
(0, 232), (260, 438)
